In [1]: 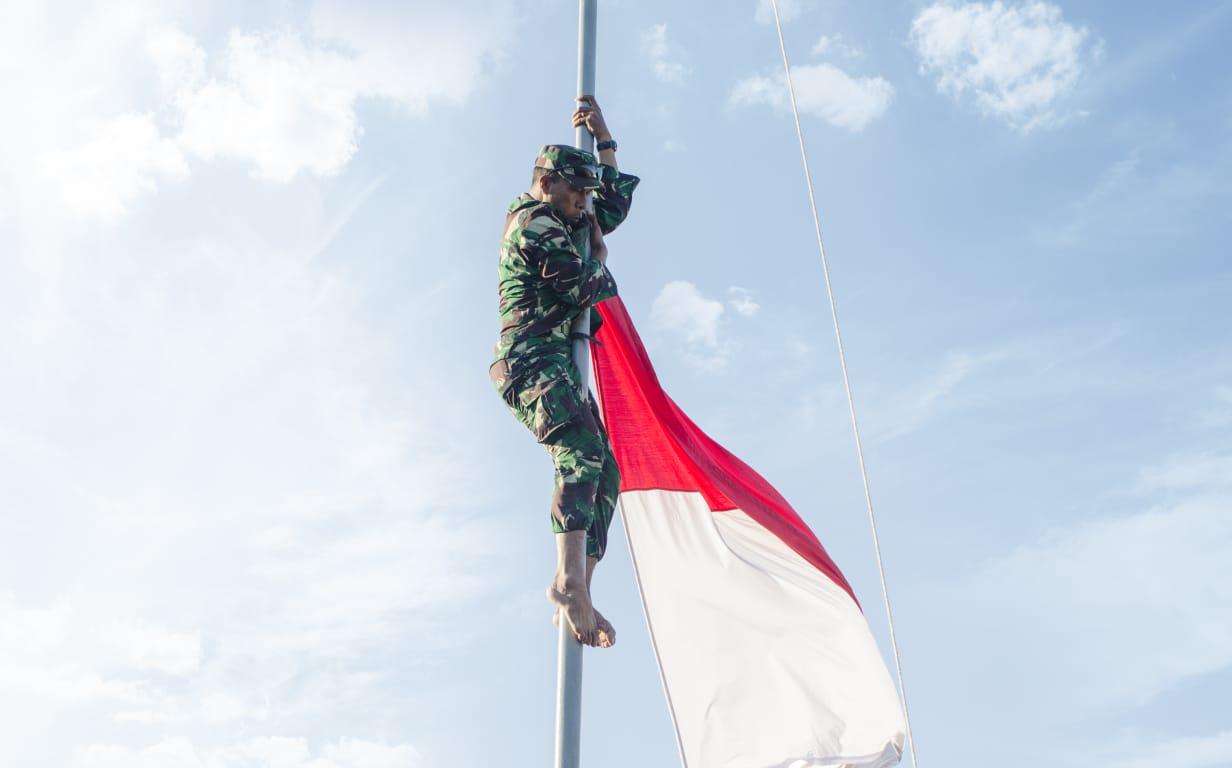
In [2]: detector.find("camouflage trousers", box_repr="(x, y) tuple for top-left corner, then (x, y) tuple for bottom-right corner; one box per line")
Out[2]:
(490, 354), (620, 560)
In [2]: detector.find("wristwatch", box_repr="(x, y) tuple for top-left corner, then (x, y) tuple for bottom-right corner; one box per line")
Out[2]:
(596, 138), (617, 152)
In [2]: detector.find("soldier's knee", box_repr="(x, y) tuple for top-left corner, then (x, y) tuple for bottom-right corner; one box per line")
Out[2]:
(551, 425), (607, 474)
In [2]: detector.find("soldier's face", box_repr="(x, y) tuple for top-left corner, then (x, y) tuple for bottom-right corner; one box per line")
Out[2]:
(544, 177), (591, 222)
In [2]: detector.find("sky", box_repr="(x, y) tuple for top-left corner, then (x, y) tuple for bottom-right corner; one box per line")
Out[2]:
(1, 0), (1230, 766)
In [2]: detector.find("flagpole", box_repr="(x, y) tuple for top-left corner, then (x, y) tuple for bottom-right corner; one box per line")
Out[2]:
(556, 2), (596, 767)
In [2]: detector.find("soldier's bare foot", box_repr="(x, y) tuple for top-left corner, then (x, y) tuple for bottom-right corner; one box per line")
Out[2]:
(554, 604), (615, 648)
(594, 607), (616, 648)
(546, 582), (598, 646)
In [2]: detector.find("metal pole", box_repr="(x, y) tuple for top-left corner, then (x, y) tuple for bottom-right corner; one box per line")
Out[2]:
(556, 3), (596, 768)
(569, 0), (598, 387)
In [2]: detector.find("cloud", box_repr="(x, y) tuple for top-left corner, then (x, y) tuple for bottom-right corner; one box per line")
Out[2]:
(39, 113), (188, 220)
(172, 3), (514, 180)
(1133, 452), (1232, 494)
(148, 26), (207, 95)
(74, 736), (421, 768)
(76, 738), (203, 768)
(651, 280), (729, 371)
(867, 348), (1008, 442)
(1049, 148), (1140, 245)
(0, 597), (164, 708)
(1198, 385), (1232, 429)
(640, 24), (690, 85)
(910, 1), (1100, 131)
(1045, 143), (1232, 248)
(754, 0), (812, 25)
(727, 286), (760, 317)
(923, 452), (1232, 737)
(99, 621), (202, 676)
(0, 145), (510, 764)
(1108, 731), (1232, 768)
(653, 280), (724, 348)
(26, 3), (515, 219)
(812, 34), (863, 58)
(730, 63), (893, 132)
(308, 1), (513, 112)
(173, 30), (361, 182)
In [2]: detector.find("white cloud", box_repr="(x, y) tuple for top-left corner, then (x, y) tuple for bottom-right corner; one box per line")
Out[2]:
(727, 286), (760, 317)
(910, 1), (1100, 131)
(22, 3), (515, 220)
(653, 280), (724, 349)
(1044, 142), (1232, 248)
(1109, 731), (1232, 768)
(754, 0), (812, 25)
(730, 63), (893, 132)
(928, 454), (1232, 727)
(308, 0), (513, 113)
(147, 27), (207, 95)
(199, 691), (261, 724)
(1134, 452), (1232, 494)
(174, 30), (360, 182)
(211, 736), (421, 768)
(866, 347), (1008, 442)
(0, 597), (159, 707)
(99, 620), (202, 676)
(39, 113), (187, 220)
(651, 281), (729, 371)
(0, 148), (509, 764)
(640, 24), (690, 85)
(167, 3), (513, 182)
(812, 34), (863, 58)
(75, 736), (421, 768)
(76, 738), (203, 768)
(1198, 385), (1232, 429)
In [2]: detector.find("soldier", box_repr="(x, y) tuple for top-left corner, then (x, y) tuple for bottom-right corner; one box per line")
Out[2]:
(489, 96), (639, 648)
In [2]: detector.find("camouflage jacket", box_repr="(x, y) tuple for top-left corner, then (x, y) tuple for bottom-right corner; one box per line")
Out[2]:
(491, 164), (640, 384)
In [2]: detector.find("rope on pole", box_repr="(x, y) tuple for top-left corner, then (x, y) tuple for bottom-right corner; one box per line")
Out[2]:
(766, 2), (919, 766)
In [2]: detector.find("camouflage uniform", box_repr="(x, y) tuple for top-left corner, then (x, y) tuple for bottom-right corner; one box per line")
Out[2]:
(489, 145), (640, 560)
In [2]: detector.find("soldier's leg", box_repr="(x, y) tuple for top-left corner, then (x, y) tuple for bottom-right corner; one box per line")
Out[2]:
(492, 357), (612, 647)
(534, 378), (608, 647)
(584, 397), (621, 562)
(584, 398), (621, 647)
(544, 427), (606, 647)
(543, 399), (620, 648)
(544, 423), (606, 540)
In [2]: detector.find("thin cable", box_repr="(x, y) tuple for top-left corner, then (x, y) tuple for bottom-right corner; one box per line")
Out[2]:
(766, 3), (918, 767)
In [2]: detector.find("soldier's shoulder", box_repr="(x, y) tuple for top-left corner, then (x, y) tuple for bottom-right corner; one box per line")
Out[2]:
(515, 203), (571, 246)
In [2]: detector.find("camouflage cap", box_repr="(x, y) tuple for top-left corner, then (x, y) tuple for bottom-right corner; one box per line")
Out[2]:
(534, 144), (602, 190)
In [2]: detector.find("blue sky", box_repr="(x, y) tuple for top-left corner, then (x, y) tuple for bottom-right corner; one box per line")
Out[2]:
(1, 1), (1229, 766)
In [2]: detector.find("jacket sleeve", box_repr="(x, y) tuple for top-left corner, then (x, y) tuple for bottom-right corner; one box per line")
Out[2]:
(594, 164), (641, 235)
(522, 209), (618, 307)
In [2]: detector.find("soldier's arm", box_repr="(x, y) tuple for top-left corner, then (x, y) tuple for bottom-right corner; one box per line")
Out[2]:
(574, 96), (617, 170)
(523, 211), (617, 307)
(593, 165), (640, 235)
(573, 96), (638, 234)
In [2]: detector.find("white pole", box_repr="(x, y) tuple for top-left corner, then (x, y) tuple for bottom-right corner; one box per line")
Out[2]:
(555, 3), (596, 768)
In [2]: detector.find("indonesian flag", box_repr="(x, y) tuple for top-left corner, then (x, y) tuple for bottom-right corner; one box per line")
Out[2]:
(591, 297), (906, 768)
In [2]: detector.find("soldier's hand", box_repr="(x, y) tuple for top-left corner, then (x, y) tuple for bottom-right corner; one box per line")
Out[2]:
(572, 95), (611, 142)
(588, 211), (608, 264)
